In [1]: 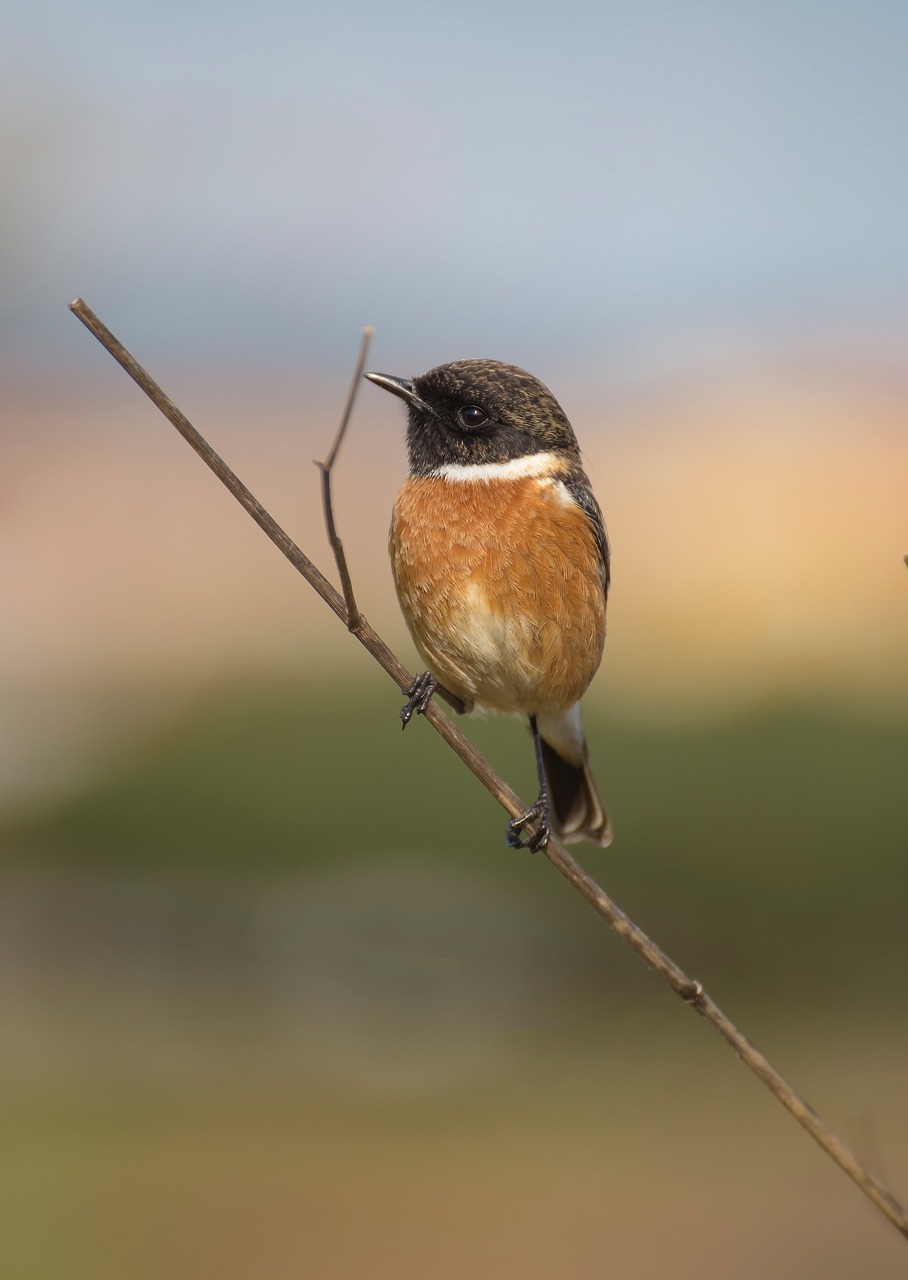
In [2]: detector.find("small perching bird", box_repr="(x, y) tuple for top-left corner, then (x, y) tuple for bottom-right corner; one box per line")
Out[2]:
(366, 359), (611, 852)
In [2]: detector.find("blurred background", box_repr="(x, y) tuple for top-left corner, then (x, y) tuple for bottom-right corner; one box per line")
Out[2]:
(2, 1), (907, 1276)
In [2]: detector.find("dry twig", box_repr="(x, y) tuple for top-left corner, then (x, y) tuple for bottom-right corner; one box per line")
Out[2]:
(69, 297), (908, 1244)
(315, 324), (373, 632)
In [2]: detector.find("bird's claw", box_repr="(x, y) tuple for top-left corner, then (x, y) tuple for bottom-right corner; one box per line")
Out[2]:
(400, 672), (438, 729)
(507, 797), (551, 853)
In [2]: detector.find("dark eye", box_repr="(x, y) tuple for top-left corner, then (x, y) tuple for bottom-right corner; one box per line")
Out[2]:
(457, 404), (489, 429)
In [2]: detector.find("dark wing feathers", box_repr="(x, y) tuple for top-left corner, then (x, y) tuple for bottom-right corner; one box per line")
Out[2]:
(561, 469), (610, 595)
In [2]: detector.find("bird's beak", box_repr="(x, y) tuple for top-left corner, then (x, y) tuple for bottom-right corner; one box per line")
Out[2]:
(364, 372), (435, 415)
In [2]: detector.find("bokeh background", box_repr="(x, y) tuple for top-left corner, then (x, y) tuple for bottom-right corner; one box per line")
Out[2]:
(3, 2), (908, 1276)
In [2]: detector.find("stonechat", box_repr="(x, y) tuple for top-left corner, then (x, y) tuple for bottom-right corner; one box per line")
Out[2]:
(366, 359), (611, 852)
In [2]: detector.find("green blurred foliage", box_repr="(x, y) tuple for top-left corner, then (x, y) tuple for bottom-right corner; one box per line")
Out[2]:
(5, 679), (906, 1011)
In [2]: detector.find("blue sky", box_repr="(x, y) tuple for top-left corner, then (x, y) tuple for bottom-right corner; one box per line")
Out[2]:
(3, 0), (907, 379)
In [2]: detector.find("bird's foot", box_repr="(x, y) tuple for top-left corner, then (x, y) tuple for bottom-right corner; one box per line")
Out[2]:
(400, 672), (437, 729)
(506, 795), (551, 853)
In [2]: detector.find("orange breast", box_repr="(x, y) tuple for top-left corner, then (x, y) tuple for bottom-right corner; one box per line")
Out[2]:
(390, 473), (606, 715)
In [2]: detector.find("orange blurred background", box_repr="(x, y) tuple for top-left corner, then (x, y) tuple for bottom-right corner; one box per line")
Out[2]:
(4, 356), (906, 795)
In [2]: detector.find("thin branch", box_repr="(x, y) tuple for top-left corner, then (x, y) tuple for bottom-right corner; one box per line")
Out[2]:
(315, 324), (374, 631)
(68, 297), (908, 1244)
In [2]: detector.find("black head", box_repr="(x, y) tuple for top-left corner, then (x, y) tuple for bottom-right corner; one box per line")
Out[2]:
(365, 359), (581, 476)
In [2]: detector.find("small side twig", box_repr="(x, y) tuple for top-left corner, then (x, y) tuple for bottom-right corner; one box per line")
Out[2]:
(314, 327), (466, 717)
(68, 298), (908, 1245)
(315, 325), (374, 632)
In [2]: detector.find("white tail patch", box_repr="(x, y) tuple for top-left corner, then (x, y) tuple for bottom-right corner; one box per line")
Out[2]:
(536, 703), (586, 766)
(432, 452), (560, 483)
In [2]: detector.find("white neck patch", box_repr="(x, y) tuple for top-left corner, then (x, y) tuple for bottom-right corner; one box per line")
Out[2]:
(430, 452), (558, 483)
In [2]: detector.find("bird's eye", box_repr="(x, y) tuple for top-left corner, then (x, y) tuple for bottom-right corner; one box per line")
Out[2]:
(458, 404), (489, 429)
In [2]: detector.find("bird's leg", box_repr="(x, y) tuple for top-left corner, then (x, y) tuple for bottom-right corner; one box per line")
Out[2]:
(506, 714), (551, 853)
(400, 671), (438, 729)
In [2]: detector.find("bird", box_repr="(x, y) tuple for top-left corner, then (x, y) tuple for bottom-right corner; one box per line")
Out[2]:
(365, 359), (611, 853)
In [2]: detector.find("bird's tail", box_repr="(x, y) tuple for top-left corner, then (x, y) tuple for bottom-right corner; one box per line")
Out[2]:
(537, 707), (612, 847)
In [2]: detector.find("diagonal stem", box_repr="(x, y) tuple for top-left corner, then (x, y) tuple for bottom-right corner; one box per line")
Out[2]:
(68, 297), (908, 1244)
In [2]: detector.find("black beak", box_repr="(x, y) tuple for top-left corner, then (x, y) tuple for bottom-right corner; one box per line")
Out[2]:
(364, 372), (435, 415)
